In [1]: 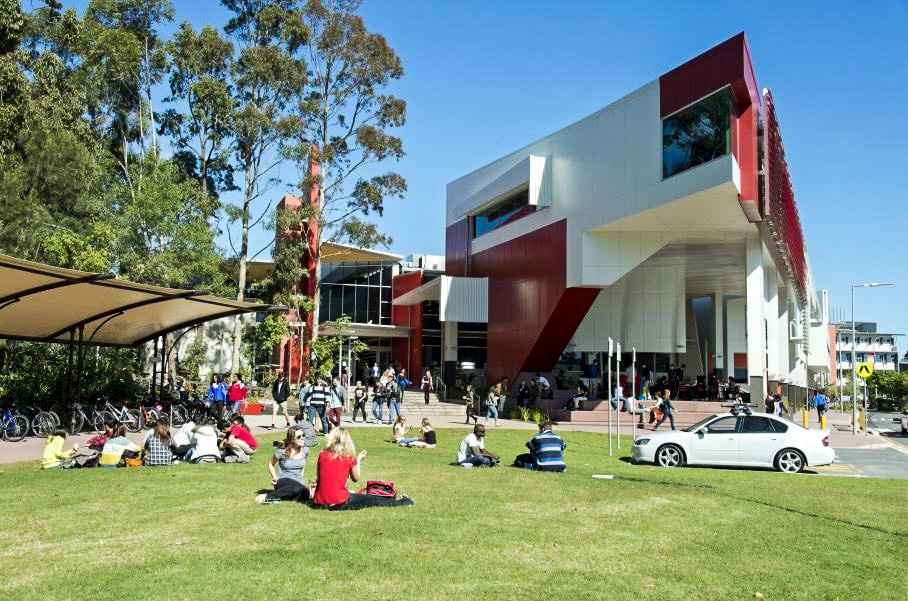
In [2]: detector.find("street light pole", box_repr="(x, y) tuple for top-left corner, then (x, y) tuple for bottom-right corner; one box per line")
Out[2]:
(851, 282), (894, 435)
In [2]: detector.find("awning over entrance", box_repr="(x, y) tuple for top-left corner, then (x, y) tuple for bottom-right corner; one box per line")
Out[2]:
(392, 275), (488, 323)
(0, 254), (269, 347)
(319, 321), (410, 339)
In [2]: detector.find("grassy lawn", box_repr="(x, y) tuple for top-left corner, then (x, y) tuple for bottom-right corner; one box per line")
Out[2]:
(2, 427), (906, 601)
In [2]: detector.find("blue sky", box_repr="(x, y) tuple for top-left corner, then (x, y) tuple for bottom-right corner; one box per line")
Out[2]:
(65, 1), (908, 336)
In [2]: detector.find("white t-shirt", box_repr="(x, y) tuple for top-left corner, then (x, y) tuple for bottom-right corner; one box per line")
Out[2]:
(537, 376), (551, 388)
(189, 425), (221, 461)
(457, 433), (484, 462)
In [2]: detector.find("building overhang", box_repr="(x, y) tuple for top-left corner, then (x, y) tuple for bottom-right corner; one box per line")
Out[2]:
(319, 321), (410, 339)
(392, 276), (488, 323)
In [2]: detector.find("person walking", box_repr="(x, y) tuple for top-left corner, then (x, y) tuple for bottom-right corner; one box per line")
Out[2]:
(371, 382), (384, 424)
(463, 384), (479, 424)
(386, 378), (401, 425)
(328, 377), (345, 429)
(308, 378), (330, 434)
(271, 372), (291, 429)
(297, 378), (312, 424)
(205, 374), (228, 413)
(421, 370), (434, 405)
(814, 391), (828, 422)
(351, 380), (368, 423)
(485, 387), (499, 427)
(496, 377), (510, 416)
(653, 388), (676, 431)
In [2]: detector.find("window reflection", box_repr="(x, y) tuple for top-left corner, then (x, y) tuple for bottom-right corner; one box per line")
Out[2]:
(662, 88), (732, 178)
(472, 188), (531, 238)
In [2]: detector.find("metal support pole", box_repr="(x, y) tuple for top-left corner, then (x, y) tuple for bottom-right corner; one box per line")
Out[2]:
(852, 287), (857, 435)
(338, 336), (343, 381)
(75, 326), (84, 405)
(66, 329), (75, 405)
(608, 337), (613, 456)
(616, 342), (621, 449)
(151, 337), (158, 401)
(632, 347), (637, 442)
(160, 335), (167, 404)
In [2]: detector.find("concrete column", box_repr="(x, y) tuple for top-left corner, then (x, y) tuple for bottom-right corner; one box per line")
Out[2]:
(442, 321), (458, 394)
(713, 289), (725, 379)
(765, 261), (779, 380)
(745, 232), (767, 400)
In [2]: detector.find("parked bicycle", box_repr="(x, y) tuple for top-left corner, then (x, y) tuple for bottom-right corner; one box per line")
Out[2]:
(1, 406), (29, 442)
(93, 397), (141, 433)
(30, 408), (61, 438)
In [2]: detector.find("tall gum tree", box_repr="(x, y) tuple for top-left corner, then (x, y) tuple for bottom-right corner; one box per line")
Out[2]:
(222, 0), (308, 375)
(285, 0), (406, 373)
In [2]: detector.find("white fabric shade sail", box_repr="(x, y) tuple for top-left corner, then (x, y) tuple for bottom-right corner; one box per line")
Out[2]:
(0, 254), (270, 347)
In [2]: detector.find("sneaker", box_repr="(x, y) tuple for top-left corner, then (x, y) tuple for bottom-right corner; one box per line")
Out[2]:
(263, 497), (283, 505)
(224, 455), (238, 463)
(400, 494), (414, 506)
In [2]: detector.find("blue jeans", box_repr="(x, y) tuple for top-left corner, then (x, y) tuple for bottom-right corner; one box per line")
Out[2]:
(372, 399), (383, 422)
(231, 400), (242, 413)
(460, 455), (492, 468)
(486, 404), (498, 421)
(610, 397), (628, 411)
(387, 400), (401, 423)
(308, 405), (329, 433)
(397, 437), (420, 446)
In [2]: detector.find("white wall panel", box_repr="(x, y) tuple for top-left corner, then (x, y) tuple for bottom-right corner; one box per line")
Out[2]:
(440, 276), (488, 323)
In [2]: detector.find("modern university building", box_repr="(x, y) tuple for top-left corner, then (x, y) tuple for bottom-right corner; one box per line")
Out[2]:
(393, 32), (831, 402)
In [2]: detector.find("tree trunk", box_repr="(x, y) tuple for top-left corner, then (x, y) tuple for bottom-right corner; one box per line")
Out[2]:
(230, 167), (252, 375)
(145, 38), (158, 156)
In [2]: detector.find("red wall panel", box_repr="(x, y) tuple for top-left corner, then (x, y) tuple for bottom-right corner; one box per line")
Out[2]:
(391, 271), (424, 382)
(659, 32), (761, 220)
(445, 219), (469, 276)
(470, 220), (599, 383)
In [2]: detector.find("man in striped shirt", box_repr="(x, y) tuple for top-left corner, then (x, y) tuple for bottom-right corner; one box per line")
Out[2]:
(307, 378), (331, 435)
(526, 422), (566, 472)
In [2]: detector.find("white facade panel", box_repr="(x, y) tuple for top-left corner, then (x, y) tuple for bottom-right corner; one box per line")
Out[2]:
(440, 276), (488, 323)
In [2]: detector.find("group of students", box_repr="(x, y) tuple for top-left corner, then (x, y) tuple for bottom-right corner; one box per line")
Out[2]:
(40, 415), (262, 469)
(205, 373), (248, 414)
(461, 377), (511, 426)
(456, 421), (567, 472)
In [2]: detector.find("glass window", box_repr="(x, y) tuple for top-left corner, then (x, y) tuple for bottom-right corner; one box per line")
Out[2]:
(741, 416), (776, 433)
(662, 88), (732, 178)
(472, 188), (531, 238)
(706, 416), (739, 434)
(768, 419), (788, 433)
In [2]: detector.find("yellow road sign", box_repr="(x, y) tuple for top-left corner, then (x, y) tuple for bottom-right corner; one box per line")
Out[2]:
(856, 362), (874, 379)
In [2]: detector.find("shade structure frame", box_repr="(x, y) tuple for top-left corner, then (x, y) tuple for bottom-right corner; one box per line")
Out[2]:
(0, 254), (273, 348)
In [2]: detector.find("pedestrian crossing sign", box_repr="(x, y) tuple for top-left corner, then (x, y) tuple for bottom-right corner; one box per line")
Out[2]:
(856, 362), (874, 379)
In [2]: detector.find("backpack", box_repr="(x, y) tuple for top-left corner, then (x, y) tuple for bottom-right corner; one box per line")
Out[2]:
(357, 480), (396, 497)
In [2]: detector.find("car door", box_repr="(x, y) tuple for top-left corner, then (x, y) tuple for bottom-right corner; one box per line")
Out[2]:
(738, 416), (782, 465)
(688, 416), (741, 464)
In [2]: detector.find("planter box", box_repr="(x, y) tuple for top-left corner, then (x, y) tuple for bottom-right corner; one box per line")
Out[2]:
(240, 403), (263, 416)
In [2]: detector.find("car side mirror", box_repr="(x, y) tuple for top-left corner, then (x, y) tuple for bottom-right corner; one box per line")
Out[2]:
(697, 428), (707, 438)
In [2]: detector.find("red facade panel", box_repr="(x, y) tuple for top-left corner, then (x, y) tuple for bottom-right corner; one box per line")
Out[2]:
(470, 220), (598, 383)
(445, 219), (470, 277)
(391, 271), (424, 381)
(659, 32), (762, 220)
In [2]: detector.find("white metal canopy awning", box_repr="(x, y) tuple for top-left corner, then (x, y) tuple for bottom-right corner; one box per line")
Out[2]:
(0, 254), (270, 347)
(392, 276), (488, 323)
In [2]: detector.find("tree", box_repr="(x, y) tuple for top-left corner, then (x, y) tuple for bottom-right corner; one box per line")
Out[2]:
(866, 371), (908, 411)
(221, 0), (308, 374)
(160, 22), (235, 203)
(286, 0), (406, 370)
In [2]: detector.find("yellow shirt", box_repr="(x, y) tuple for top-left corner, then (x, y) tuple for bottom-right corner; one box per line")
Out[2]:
(41, 436), (72, 469)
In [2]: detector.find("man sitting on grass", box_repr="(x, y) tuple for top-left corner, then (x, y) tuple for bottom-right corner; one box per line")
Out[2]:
(525, 421), (566, 472)
(457, 424), (499, 468)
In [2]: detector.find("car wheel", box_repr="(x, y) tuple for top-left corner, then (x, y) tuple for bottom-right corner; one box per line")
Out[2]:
(655, 444), (684, 468)
(775, 448), (806, 473)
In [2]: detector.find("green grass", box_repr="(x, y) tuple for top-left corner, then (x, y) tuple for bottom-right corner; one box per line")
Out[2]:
(2, 427), (906, 601)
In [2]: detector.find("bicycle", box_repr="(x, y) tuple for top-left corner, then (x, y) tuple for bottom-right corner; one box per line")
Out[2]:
(94, 397), (142, 433)
(31, 408), (61, 438)
(65, 403), (102, 435)
(1, 407), (29, 442)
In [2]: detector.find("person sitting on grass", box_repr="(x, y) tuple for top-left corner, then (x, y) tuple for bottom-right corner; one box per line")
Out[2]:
(313, 428), (414, 510)
(457, 424), (499, 468)
(391, 416), (419, 445)
(189, 420), (222, 463)
(143, 419), (174, 466)
(224, 415), (258, 461)
(171, 421), (195, 460)
(521, 421), (566, 472)
(99, 424), (142, 467)
(86, 421), (115, 452)
(400, 418), (436, 449)
(255, 426), (311, 504)
(41, 429), (79, 469)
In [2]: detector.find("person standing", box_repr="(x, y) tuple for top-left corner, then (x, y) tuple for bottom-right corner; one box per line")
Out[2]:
(463, 384), (479, 424)
(271, 372), (291, 429)
(371, 382), (384, 424)
(297, 378), (312, 424)
(328, 377), (345, 429)
(206, 374), (228, 413)
(386, 378), (401, 424)
(421, 370), (434, 405)
(351, 380), (368, 423)
(653, 388), (675, 431)
(227, 373), (247, 415)
(308, 378), (330, 434)
(496, 377), (510, 416)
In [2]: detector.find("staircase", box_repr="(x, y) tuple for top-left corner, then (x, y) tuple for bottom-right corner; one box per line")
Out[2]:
(397, 390), (474, 426)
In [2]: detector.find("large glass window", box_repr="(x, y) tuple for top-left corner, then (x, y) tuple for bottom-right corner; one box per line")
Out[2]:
(662, 88), (732, 178)
(472, 188), (531, 238)
(318, 262), (394, 325)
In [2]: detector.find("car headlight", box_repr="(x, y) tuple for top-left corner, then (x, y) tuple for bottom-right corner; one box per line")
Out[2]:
(634, 438), (650, 446)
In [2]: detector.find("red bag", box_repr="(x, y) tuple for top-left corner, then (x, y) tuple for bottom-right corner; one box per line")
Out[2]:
(357, 480), (397, 497)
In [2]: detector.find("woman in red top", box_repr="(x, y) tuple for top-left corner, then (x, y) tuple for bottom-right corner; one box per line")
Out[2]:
(313, 428), (413, 510)
(227, 373), (247, 414)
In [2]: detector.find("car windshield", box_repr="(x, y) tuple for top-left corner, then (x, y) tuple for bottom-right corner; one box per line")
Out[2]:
(683, 415), (718, 432)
